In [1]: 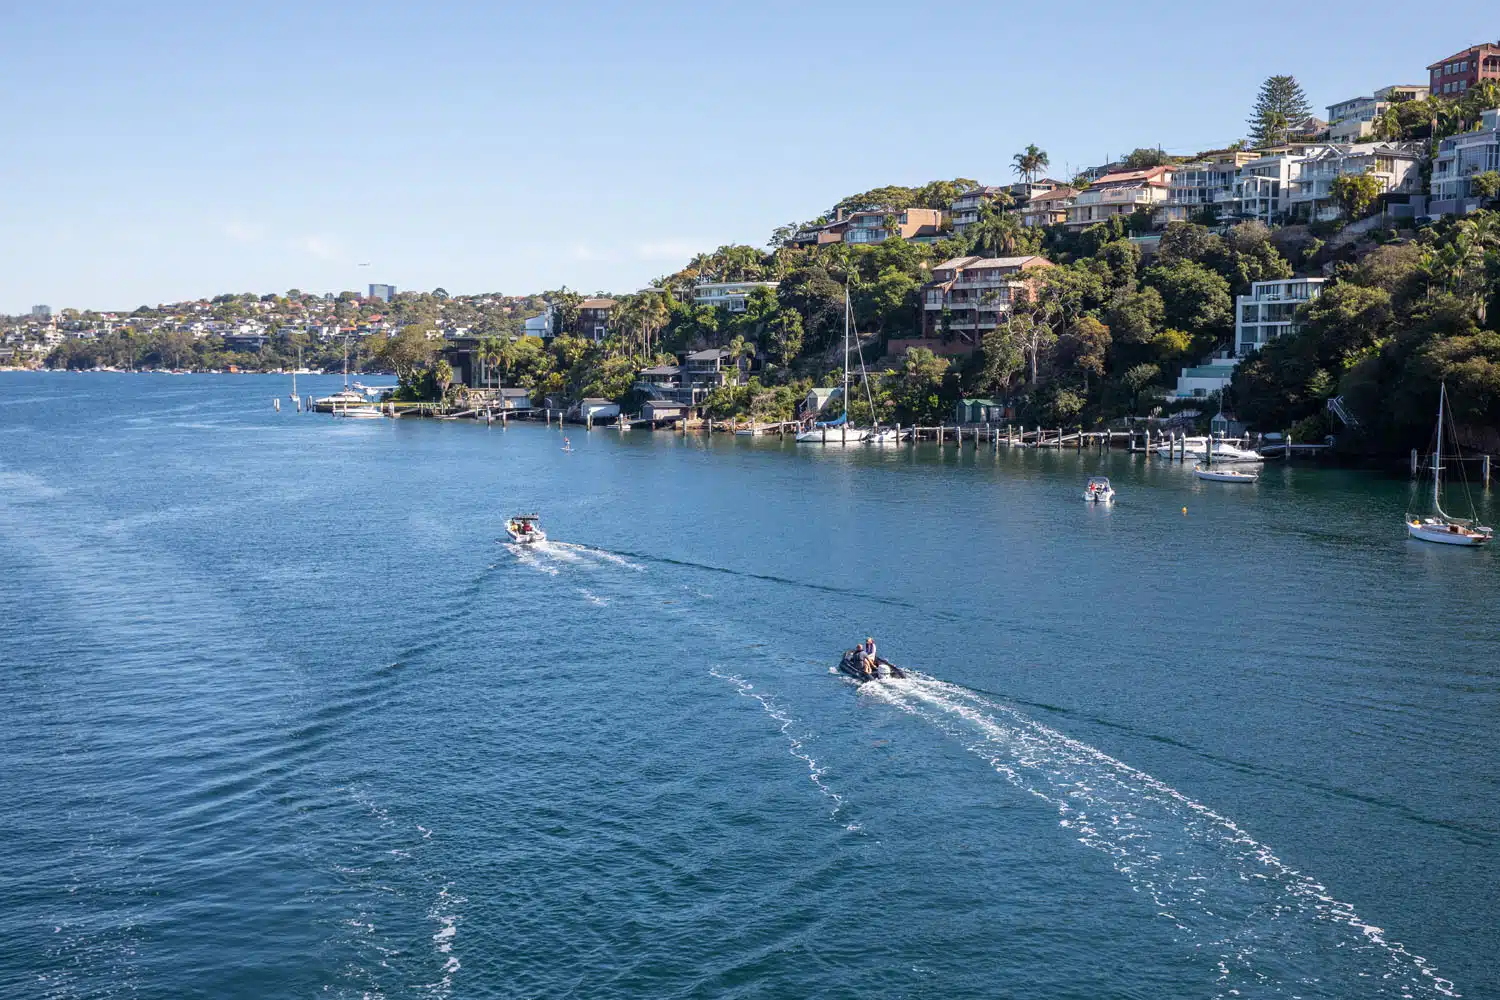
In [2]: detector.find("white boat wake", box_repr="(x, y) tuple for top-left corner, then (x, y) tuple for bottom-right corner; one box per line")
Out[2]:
(710, 669), (856, 829)
(863, 674), (1457, 999)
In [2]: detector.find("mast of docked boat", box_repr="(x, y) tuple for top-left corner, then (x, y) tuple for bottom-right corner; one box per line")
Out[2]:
(841, 281), (850, 425)
(292, 347), (299, 400)
(1433, 382), (1446, 517)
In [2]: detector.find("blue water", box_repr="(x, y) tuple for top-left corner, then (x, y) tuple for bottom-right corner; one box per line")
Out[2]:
(1, 372), (1496, 999)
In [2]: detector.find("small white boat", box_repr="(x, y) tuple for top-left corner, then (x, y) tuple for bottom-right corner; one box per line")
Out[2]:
(1083, 477), (1115, 502)
(1407, 383), (1491, 546)
(866, 427), (904, 445)
(1194, 463), (1259, 483)
(796, 424), (871, 444)
(506, 514), (546, 544)
(334, 405), (384, 419)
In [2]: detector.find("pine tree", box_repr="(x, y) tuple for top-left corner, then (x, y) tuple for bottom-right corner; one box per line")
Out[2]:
(1247, 75), (1313, 148)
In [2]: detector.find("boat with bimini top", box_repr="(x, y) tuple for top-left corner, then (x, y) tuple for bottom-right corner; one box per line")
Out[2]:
(506, 513), (547, 544)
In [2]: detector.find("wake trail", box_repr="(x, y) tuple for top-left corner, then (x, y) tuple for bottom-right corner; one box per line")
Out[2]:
(865, 674), (1457, 999)
(710, 669), (857, 830)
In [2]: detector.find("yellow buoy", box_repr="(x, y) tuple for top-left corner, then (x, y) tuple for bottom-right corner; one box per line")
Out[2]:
(1181, 507), (1188, 515)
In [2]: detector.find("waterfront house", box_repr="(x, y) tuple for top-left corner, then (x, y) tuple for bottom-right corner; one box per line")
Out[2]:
(1231, 151), (1305, 224)
(910, 255), (1053, 352)
(635, 363), (682, 393)
(691, 281), (779, 312)
(842, 207), (947, 244)
(1064, 167), (1173, 229)
(576, 299), (615, 341)
(682, 348), (744, 390)
(1236, 277), (1325, 356)
(1427, 39), (1500, 98)
(1287, 142), (1424, 221)
(1431, 108), (1500, 216)
(1019, 187), (1078, 228)
(1168, 352), (1240, 401)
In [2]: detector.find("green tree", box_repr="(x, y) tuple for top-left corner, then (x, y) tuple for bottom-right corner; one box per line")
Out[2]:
(1470, 171), (1500, 205)
(1123, 148), (1169, 169)
(1247, 75), (1312, 147)
(1330, 173), (1383, 219)
(1123, 362), (1161, 410)
(769, 308), (804, 366)
(891, 348), (952, 424)
(1011, 144), (1049, 185)
(1143, 261), (1232, 333)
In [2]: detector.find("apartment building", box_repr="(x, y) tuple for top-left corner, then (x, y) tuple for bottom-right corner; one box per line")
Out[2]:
(1232, 152), (1303, 224)
(1326, 85), (1429, 143)
(1289, 142), (1425, 221)
(1064, 167), (1173, 228)
(1236, 278), (1326, 356)
(1019, 187), (1078, 228)
(950, 186), (1008, 235)
(1431, 107), (1500, 215)
(691, 281), (779, 312)
(1159, 152), (1256, 224)
(1427, 40), (1500, 97)
(917, 255), (1052, 344)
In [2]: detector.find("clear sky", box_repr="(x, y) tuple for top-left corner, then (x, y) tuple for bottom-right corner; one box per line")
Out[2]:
(1, 1), (1493, 312)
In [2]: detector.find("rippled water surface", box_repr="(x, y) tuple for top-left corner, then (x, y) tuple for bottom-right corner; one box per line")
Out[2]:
(1, 373), (1497, 999)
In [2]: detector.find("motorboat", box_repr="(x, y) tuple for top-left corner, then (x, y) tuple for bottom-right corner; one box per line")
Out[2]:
(1407, 382), (1491, 546)
(506, 514), (547, 544)
(1156, 436), (1264, 463)
(838, 648), (905, 683)
(314, 390), (367, 412)
(1083, 477), (1115, 502)
(866, 427), (904, 445)
(1194, 463), (1259, 483)
(334, 404), (384, 419)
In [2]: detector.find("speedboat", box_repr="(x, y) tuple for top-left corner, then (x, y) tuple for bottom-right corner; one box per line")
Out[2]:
(506, 514), (546, 544)
(1194, 463), (1259, 483)
(314, 390), (368, 412)
(838, 648), (905, 683)
(1083, 477), (1115, 502)
(334, 405), (384, 419)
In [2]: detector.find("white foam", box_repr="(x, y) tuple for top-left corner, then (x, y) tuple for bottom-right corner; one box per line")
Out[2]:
(867, 675), (1457, 998)
(710, 669), (849, 821)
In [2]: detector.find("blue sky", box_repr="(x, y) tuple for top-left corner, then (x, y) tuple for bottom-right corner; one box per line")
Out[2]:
(1, 1), (1493, 312)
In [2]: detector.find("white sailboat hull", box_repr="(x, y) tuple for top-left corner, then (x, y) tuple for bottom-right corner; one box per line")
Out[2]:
(1194, 465), (1259, 483)
(796, 427), (871, 444)
(1407, 519), (1490, 546)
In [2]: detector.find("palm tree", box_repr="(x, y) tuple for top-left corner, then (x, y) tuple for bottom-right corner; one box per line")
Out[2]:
(1012, 144), (1049, 186)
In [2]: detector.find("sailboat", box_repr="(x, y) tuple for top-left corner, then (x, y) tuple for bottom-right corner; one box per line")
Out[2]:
(289, 347), (301, 403)
(797, 286), (868, 444)
(1407, 383), (1492, 546)
(314, 336), (367, 413)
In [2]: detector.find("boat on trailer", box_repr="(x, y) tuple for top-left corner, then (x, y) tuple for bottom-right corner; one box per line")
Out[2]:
(838, 648), (906, 682)
(506, 513), (547, 544)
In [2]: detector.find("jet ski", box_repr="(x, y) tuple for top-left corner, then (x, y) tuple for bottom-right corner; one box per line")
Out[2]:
(839, 648), (905, 682)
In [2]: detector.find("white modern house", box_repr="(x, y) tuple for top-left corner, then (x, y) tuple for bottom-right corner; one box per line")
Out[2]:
(1169, 276), (1328, 401)
(1159, 153), (1253, 224)
(1232, 152), (1303, 224)
(1430, 107), (1500, 216)
(691, 281), (779, 313)
(523, 304), (555, 339)
(1236, 278), (1326, 356)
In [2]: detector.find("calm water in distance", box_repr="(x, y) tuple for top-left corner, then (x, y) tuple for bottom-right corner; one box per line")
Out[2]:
(1, 372), (1497, 999)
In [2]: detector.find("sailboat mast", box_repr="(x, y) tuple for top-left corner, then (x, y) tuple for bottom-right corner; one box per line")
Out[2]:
(842, 284), (850, 423)
(1434, 382), (1445, 511)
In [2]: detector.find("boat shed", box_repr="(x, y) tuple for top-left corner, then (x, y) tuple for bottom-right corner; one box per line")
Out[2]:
(642, 399), (688, 422)
(955, 397), (1007, 424)
(577, 398), (620, 421)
